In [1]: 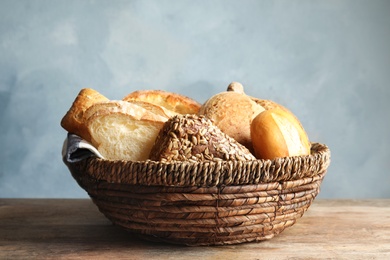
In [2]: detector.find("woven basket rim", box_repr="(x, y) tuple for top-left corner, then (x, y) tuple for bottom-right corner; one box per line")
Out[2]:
(66, 142), (330, 188)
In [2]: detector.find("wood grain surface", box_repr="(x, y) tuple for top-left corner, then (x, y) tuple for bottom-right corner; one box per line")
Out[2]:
(1, 199), (389, 259)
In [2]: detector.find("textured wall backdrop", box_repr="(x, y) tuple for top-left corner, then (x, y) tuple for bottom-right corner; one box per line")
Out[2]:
(1, 0), (389, 198)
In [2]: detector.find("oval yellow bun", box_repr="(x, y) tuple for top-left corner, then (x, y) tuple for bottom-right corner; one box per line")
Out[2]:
(250, 108), (311, 160)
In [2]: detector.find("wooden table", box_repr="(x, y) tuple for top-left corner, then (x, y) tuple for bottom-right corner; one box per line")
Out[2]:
(1, 199), (389, 259)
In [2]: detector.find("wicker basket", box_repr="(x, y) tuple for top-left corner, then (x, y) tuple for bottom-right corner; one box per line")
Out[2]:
(64, 142), (330, 246)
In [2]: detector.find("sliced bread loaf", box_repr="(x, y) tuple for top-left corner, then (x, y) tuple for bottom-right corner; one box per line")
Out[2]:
(85, 101), (169, 161)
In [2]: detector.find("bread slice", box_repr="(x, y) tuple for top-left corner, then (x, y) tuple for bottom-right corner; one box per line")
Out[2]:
(86, 101), (169, 161)
(149, 114), (256, 162)
(84, 100), (177, 123)
(61, 88), (109, 142)
(128, 100), (178, 118)
(122, 90), (201, 115)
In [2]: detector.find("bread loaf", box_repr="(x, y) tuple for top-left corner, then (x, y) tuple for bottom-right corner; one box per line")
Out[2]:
(84, 100), (177, 122)
(251, 98), (287, 111)
(129, 100), (178, 118)
(250, 108), (311, 160)
(198, 82), (265, 151)
(60, 88), (109, 142)
(149, 114), (256, 162)
(123, 89), (201, 115)
(250, 97), (308, 136)
(85, 101), (169, 161)
(228, 81), (290, 112)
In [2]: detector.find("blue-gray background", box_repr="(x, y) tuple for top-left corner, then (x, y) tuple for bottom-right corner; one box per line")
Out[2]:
(1, 0), (389, 198)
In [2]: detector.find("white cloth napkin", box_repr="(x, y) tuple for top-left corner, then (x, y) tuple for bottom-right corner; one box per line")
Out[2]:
(62, 133), (104, 163)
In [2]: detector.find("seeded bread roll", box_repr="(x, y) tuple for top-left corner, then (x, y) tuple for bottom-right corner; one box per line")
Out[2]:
(86, 101), (169, 161)
(149, 114), (256, 162)
(123, 89), (201, 115)
(61, 88), (109, 142)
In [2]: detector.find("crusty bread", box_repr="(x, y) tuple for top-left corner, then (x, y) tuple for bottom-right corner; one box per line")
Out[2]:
(86, 101), (169, 161)
(250, 97), (288, 111)
(250, 96), (307, 132)
(251, 108), (311, 160)
(149, 114), (256, 162)
(123, 89), (201, 115)
(128, 100), (178, 118)
(61, 88), (109, 142)
(198, 86), (265, 151)
(84, 100), (176, 122)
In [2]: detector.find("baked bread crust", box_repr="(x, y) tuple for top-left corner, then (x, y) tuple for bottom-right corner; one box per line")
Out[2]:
(149, 114), (256, 162)
(123, 89), (201, 115)
(250, 97), (287, 111)
(251, 108), (311, 160)
(84, 100), (176, 123)
(86, 101), (169, 161)
(198, 91), (264, 151)
(60, 88), (109, 142)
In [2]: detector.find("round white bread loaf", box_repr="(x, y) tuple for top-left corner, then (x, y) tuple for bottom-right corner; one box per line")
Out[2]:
(198, 83), (265, 151)
(85, 101), (169, 161)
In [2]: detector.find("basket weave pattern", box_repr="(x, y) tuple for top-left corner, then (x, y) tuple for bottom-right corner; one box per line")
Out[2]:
(66, 143), (330, 246)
